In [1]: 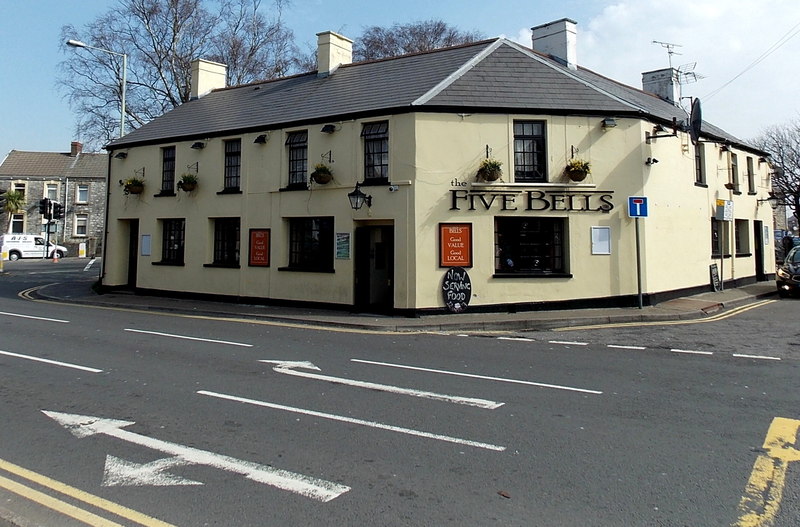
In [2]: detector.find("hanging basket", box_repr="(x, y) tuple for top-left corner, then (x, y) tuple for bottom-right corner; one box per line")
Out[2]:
(311, 164), (333, 184)
(124, 183), (144, 195)
(477, 158), (503, 182)
(565, 159), (590, 182)
(565, 168), (588, 182)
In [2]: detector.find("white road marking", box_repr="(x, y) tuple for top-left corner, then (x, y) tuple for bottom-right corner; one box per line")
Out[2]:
(607, 344), (647, 350)
(102, 455), (202, 487)
(350, 359), (603, 395)
(0, 311), (68, 323)
(0, 350), (102, 373)
(259, 360), (503, 409)
(549, 340), (588, 346)
(672, 349), (714, 356)
(124, 329), (252, 347)
(732, 353), (781, 361)
(497, 337), (533, 342)
(197, 390), (506, 452)
(83, 258), (96, 271)
(43, 410), (349, 502)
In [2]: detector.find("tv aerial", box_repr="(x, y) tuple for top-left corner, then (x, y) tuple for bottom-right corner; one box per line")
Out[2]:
(652, 40), (682, 68)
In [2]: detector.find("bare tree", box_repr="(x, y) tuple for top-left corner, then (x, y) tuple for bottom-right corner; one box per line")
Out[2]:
(753, 119), (800, 224)
(353, 19), (483, 62)
(59, 0), (298, 149)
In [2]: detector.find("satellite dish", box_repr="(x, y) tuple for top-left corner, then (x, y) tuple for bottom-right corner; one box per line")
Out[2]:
(689, 98), (702, 145)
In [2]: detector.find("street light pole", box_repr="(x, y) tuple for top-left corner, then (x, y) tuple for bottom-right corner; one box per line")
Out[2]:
(66, 39), (127, 138)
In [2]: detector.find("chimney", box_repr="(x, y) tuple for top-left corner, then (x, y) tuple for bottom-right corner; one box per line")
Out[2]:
(316, 31), (353, 78)
(642, 68), (680, 106)
(190, 59), (227, 100)
(70, 141), (82, 157)
(531, 18), (578, 70)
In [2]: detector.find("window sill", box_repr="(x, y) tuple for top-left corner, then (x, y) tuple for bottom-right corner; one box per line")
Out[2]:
(280, 184), (309, 192)
(492, 272), (573, 278)
(711, 254), (732, 259)
(747, 192), (758, 196)
(152, 261), (185, 266)
(154, 191), (176, 197)
(360, 178), (389, 187)
(217, 188), (242, 195)
(735, 253), (752, 258)
(203, 262), (240, 268)
(278, 266), (335, 273)
(694, 182), (708, 188)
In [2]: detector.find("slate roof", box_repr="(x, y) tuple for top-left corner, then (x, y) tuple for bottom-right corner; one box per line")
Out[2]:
(108, 37), (759, 152)
(0, 150), (107, 180)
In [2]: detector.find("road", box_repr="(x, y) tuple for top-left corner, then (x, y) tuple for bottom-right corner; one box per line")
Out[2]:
(0, 258), (798, 526)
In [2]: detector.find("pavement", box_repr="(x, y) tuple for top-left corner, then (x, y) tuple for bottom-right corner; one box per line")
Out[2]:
(33, 278), (780, 333)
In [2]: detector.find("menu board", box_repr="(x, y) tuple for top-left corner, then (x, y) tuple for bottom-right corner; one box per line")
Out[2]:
(439, 223), (472, 268)
(249, 229), (270, 267)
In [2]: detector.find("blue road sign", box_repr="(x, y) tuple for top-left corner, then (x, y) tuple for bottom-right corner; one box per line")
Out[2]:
(628, 196), (648, 218)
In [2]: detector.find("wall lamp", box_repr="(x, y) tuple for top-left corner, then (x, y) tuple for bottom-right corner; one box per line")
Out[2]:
(114, 151), (127, 159)
(253, 133), (269, 144)
(601, 117), (617, 129)
(645, 157), (659, 165)
(347, 183), (372, 210)
(757, 192), (780, 209)
(191, 141), (205, 149)
(321, 124), (337, 134)
(720, 144), (731, 152)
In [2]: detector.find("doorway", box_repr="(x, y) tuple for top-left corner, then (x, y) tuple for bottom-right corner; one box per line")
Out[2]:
(127, 220), (139, 289)
(354, 225), (394, 312)
(753, 220), (765, 281)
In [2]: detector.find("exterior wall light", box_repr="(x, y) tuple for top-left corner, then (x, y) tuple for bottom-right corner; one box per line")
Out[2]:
(253, 134), (269, 144)
(191, 141), (205, 149)
(321, 124), (337, 134)
(601, 117), (617, 129)
(114, 151), (127, 159)
(645, 157), (659, 165)
(757, 192), (780, 209)
(347, 183), (372, 210)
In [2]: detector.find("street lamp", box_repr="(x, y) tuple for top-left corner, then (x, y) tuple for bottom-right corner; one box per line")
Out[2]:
(66, 39), (127, 138)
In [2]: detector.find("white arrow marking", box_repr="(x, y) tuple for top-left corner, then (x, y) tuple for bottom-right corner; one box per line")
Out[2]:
(103, 455), (203, 487)
(259, 360), (503, 409)
(42, 410), (349, 502)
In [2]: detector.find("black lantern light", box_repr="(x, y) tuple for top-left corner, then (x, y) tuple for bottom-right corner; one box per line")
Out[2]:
(347, 183), (372, 210)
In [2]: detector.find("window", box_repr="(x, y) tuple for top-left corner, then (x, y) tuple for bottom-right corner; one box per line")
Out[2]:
(735, 219), (750, 256)
(287, 217), (334, 271)
(76, 184), (89, 203)
(46, 183), (59, 200)
(75, 214), (88, 236)
(711, 218), (730, 258)
(746, 157), (755, 194)
(730, 153), (739, 192)
(160, 218), (185, 264)
(224, 139), (241, 190)
(362, 121), (389, 183)
(495, 217), (565, 274)
(212, 218), (240, 266)
(286, 131), (308, 187)
(694, 143), (706, 185)
(10, 214), (24, 234)
(514, 121), (547, 182)
(12, 182), (25, 198)
(161, 146), (176, 193)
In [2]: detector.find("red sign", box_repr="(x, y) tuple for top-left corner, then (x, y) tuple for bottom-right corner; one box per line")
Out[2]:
(439, 223), (472, 267)
(249, 229), (270, 267)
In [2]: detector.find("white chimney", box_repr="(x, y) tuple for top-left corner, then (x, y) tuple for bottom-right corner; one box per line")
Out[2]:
(190, 59), (227, 99)
(642, 68), (680, 106)
(531, 18), (578, 70)
(316, 31), (353, 78)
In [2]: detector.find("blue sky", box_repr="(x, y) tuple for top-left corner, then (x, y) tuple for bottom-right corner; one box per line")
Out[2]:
(1, 0), (799, 157)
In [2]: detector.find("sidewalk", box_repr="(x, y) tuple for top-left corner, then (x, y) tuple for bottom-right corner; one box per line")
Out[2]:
(35, 279), (779, 333)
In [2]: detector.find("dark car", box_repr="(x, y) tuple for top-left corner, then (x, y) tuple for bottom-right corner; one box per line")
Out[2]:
(777, 246), (800, 296)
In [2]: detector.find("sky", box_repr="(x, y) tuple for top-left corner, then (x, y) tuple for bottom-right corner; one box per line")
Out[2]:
(1, 0), (799, 158)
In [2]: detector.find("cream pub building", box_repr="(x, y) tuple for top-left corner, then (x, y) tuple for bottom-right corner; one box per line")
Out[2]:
(101, 19), (775, 315)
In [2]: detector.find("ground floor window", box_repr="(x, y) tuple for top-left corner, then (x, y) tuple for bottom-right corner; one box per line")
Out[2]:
(212, 217), (240, 266)
(288, 217), (333, 271)
(495, 217), (566, 274)
(75, 213), (88, 237)
(734, 219), (751, 256)
(711, 218), (730, 258)
(10, 214), (24, 234)
(161, 218), (185, 264)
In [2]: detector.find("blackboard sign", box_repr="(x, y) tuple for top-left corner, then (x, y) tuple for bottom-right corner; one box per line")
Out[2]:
(442, 267), (472, 313)
(709, 263), (721, 292)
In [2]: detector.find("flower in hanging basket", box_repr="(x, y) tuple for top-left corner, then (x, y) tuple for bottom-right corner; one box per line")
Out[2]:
(565, 159), (591, 181)
(311, 163), (333, 184)
(477, 158), (503, 181)
(122, 177), (145, 195)
(177, 173), (198, 191)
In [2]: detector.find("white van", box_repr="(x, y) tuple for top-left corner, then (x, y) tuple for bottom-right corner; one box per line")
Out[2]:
(0, 234), (68, 261)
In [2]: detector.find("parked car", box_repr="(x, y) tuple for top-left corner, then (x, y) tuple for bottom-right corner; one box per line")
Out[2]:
(777, 246), (800, 297)
(0, 234), (67, 261)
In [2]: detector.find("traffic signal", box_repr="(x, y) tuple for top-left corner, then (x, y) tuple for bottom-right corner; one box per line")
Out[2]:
(52, 202), (64, 220)
(39, 198), (50, 215)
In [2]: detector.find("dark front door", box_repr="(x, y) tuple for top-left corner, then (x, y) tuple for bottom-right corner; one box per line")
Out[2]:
(354, 225), (394, 312)
(127, 220), (139, 289)
(754, 220), (765, 281)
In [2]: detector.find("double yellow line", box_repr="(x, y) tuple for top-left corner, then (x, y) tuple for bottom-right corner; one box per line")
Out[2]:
(0, 458), (174, 526)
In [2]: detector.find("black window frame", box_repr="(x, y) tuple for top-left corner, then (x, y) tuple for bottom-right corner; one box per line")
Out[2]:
(730, 153), (740, 193)
(159, 218), (185, 265)
(284, 217), (334, 272)
(746, 156), (756, 194)
(160, 146), (176, 194)
(210, 217), (240, 267)
(223, 139), (241, 191)
(514, 120), (547, 182)
(694, 143), (707, 186)
(362, 121), (389, 185)
(286, 131), (308, 189)
(494, 217), (567, 276)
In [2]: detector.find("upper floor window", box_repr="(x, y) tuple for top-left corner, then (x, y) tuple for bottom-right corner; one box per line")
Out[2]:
(514, 121), (547, 182)
(286, 131), (308, 188)
(46, 183), (59, 201)
(746, 156), (755, 194)
(224, 139), (241, 190)
(362, 121), (389, 183)
(76, 184), (89, 203)
(730, 153), (739, 193)
(12, 182), (25, 198)
(694, 143), (706, 185)
(161, 146), (176, 193)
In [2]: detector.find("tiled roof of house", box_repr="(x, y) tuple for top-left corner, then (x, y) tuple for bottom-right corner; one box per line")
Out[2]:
(107, 37), (755, 151)
(0, 150), (107, 180)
